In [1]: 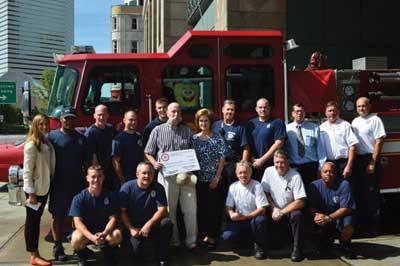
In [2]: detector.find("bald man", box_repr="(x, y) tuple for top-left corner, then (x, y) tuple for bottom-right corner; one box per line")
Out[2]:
(246, 98), (287, 181)
(144, 102), (199, 252)
(112, 110), (144, 185)
(352, 97), (386, 237)
(85, 105), (116, 190)
(308, 162), (356, 259)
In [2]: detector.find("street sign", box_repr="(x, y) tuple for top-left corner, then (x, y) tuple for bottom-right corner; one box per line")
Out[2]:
(0, 82), (17, 104)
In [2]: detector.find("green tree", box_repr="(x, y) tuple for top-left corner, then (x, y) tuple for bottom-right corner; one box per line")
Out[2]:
(32, 68), (55, 112)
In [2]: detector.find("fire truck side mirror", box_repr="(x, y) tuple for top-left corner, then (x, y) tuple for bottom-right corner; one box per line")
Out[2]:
(21, 81), (32, 125)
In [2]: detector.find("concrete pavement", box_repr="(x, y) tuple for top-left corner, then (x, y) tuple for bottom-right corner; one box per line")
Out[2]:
(0, 185), (399, 266)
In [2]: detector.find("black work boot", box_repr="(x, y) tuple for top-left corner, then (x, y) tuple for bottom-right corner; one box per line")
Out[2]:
(291, 246), (303, 262)
(100, 244), (117, 266)
(340, 241), (356, 259)
(254, 243), (266, 260)
(75, 249), (87, 266)
(53, 242), (68, 261)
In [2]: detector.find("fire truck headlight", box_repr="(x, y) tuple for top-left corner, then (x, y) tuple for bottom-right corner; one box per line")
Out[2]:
(343, 100), (355, 112)
(8, 165), (20, 185)
(343, 85), (355, 97)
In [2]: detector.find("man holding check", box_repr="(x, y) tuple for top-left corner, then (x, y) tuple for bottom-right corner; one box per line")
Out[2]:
(145, 102), (199, 252)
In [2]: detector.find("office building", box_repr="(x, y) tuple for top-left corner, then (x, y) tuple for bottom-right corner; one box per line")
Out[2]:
(0, 0), (74, 81)
(143, 0), (400, 69)
(143, 0), (190, 53)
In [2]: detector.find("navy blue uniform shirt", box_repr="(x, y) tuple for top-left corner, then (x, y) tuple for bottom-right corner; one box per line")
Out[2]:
(119, 180), (167, 228)
(212, 120), (248, 159)
(49, 129), (88, 191)
(69, 189), (119, 233)
(112, 131), (144, 181)
(246, 117), (286, 165)
(308, 178), (356, 214)
(85, 124), (114, 176)
(142, 117), (165, 148)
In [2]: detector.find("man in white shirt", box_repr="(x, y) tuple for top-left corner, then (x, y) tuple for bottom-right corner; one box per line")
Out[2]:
(320, 101), (359, 179)
(352, 96), (386, 236)
(222, 161), (268, 260)
(261, 149), (306, 262)
(286, 103), (326, 187)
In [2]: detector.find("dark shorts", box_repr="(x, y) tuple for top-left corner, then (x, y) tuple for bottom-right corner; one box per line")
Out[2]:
(49, 190), (79, 219)
(335, 214), (353, 232)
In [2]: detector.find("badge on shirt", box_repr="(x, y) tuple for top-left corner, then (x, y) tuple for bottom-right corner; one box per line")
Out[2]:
(226, 131), (236, 141)
(104, 197), (109, 205)
(137, 139), (143, 147)
(332, 196), (339, 204)
(150, 190), (156, 198)
(266, 123), (271, 129)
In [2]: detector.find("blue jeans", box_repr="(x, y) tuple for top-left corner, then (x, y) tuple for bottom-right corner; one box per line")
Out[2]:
(221, 215), (267, 245)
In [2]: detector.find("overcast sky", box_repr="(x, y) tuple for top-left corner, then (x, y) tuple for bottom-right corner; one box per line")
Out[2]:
(75, 0), (122, 53)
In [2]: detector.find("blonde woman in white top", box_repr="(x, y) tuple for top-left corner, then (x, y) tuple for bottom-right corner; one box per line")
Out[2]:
(23, 114), (55, 266)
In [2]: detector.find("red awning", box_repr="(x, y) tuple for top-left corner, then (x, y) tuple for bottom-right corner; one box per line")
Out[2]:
(288, 69), (337, 112)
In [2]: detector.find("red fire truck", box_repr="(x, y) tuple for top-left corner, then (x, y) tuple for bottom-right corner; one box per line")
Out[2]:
(1, 30), (399, 199)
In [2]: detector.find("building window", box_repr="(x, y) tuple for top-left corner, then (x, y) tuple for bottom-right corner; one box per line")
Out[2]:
(162, 66), (213, 112)
(83, 66), (141, 115)
(225, 65), (274, 112)
(132, 18), (137, 30)
(112, 16), (117, 30)
(131, 41), (138, 53)
(112, 40), (118, 53)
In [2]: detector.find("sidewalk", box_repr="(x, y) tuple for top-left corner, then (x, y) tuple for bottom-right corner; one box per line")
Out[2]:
(0, 187), (399, 266)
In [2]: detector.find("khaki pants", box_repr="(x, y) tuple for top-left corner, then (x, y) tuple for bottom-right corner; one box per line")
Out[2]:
(159, 174), (198, 248)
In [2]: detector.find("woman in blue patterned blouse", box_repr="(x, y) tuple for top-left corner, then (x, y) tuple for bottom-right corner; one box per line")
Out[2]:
(192, 108), (228, 249)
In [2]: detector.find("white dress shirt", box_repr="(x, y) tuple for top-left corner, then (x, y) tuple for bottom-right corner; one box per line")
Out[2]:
(352, 114), (386, 155)
(226, 179), (269, 214)
(320, 118), (359, 160)
(261, 167), (306, 209)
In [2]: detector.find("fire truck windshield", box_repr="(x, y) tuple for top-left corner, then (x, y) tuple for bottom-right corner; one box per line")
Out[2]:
(47, 66), (78, 118)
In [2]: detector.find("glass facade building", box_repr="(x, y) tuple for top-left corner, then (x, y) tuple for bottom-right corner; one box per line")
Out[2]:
(0, 0), (74, 80)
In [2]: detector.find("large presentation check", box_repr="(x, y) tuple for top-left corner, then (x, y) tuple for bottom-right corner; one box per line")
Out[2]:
(160, 149), (200, 177)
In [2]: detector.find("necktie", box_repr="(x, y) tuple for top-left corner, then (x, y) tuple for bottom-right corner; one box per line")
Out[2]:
(296, 125), (305, 157)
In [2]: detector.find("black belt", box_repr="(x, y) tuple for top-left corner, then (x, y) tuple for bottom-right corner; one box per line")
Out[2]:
(328, 158), (348, 164)
(357, 153), (372, 158)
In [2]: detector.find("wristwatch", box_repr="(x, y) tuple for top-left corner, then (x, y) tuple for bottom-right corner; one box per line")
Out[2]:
(326, 215), (333, 223)
(279, 210), (285, 218)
